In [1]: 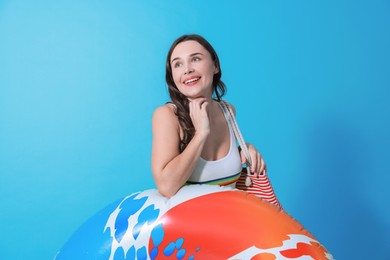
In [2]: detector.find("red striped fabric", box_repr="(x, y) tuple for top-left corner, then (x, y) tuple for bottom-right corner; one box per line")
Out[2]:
(236, 170), (283, 209)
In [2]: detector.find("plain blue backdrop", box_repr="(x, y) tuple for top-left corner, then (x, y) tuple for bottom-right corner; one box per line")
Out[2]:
(1, 0), (389, 259)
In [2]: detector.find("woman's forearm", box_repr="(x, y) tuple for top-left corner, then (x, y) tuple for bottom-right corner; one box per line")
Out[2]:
(153, 133), (207, 198)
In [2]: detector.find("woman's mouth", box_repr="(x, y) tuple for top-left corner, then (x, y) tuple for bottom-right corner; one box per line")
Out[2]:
(183, 77), (201, 86)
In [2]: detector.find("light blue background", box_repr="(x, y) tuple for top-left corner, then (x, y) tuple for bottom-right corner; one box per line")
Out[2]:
(1, 0), (389, 259)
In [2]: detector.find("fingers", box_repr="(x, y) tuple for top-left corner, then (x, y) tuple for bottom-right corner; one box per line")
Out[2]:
(190, 97), (207, 108)
(247, 143), (266, 175)
(240, 150), (246, 164)
(189, 98), (210, 136)
(255, 155), (266, 175)
(259, 157), (266, 175)
(251, 150), (258, 174)
(254, 151), (261, 174)
(189, 98), (208, 116)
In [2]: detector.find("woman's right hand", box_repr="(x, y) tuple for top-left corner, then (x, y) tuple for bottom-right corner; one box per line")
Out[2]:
(152, 101), (210, 198)
(189, 98), (210, 138)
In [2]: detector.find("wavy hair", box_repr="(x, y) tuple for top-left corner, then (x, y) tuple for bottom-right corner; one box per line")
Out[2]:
(166, 34), (226, 152)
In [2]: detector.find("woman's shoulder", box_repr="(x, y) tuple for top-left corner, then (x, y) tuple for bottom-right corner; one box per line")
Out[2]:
(152, 103), (181, 137)
(152, 103), (178, 121)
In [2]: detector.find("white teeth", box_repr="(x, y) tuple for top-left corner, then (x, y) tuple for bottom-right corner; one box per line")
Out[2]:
(184, 77), (200, 84)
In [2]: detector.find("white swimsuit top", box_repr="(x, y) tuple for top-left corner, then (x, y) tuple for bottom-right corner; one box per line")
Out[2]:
(186, 103), (242, 187)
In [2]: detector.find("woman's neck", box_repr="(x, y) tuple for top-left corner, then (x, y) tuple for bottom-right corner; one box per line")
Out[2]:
(207, 99), (222, 121)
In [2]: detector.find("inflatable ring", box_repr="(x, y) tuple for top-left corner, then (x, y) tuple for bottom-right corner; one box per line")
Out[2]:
(55, 185), (333, 259)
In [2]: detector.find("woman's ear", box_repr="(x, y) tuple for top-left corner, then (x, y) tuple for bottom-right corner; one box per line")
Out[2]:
(214, 64), (220, 74)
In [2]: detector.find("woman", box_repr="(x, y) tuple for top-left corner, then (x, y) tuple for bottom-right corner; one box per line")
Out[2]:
(152, 34), (265, 198)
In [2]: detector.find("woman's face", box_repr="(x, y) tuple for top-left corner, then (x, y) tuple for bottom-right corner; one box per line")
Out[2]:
(170, 40), (219, 100)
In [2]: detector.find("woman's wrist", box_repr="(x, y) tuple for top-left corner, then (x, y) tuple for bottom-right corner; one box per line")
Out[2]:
(194, 128), (210, 139)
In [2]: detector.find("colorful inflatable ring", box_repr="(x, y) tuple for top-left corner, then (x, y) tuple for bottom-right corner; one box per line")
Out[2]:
(55, 185), (333, 259)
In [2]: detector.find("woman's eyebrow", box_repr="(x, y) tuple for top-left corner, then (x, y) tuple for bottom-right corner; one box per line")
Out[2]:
(171, 56), (181, 63)
(189, 52), (203, 57)
(171, 52), (204, 63)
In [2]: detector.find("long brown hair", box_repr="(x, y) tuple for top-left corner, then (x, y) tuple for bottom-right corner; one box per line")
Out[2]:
(166, 34), (226, 152)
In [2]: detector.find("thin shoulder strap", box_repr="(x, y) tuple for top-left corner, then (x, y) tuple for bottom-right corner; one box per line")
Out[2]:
(219, 100), (253, 186)
(165, 102), (177, 111)
(219, 100), (252, 167)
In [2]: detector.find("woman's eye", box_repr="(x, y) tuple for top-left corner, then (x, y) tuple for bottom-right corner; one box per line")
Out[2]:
(174, 62), (182, 68)
(192, 57), (200, 62)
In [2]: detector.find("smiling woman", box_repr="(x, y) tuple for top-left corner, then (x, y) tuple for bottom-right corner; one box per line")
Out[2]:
(170, 41), (218, 99)
(151, 34), (267, 198)
(1, 1), (389, 259)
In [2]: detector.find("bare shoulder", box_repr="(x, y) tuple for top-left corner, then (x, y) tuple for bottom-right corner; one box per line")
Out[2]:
(153, 104), (177, 120)
(152, 104), (182, 153)
(152, 104), (180, 132)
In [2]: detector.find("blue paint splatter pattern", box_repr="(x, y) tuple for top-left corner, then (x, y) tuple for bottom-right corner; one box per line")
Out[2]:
(103, 185), (226, 259)
(104, 189), (167, 260)
(149, 224), (201, 260)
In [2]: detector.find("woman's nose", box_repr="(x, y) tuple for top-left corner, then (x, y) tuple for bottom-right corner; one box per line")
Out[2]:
(184, 65), (194, 74)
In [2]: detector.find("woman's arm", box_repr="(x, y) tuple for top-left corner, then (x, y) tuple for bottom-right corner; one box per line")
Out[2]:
(151, 100), (209, 198)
